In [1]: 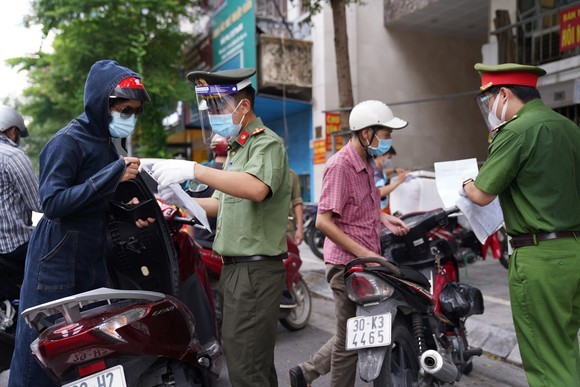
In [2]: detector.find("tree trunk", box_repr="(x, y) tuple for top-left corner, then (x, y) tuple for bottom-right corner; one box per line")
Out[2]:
(330, 0), (354, 129)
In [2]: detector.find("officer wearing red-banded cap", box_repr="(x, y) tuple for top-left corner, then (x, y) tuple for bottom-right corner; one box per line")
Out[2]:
(152, 68), (291, 387)
(462, 63), (580, 387)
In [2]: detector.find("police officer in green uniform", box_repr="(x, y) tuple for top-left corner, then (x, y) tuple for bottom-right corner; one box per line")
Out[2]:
(462, 63), (580, 387)
(153, 68), (291, 387)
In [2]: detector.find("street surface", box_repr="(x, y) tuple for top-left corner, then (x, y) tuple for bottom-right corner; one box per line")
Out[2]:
(215, 243), (529, 386)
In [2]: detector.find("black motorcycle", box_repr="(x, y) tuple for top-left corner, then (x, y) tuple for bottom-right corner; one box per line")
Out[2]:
(303, 203), (324, 260)
(344, 207), (484, 386)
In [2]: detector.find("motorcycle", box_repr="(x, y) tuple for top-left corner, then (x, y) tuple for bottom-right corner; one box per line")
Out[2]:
(197, 233), (312, 332)
(303, 202), (324, 260)
(429, 215), (510, 269)
(344, 207), (484, 386)
(0, 258), (21, 373)
(20, 172), (223, 387)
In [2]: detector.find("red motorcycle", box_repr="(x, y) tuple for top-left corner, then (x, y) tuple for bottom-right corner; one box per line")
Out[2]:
(427, 214), (510, 269)
(196, 232), (312, 332)
(344, 207), (484, 386)
(20, 173), (223, 387)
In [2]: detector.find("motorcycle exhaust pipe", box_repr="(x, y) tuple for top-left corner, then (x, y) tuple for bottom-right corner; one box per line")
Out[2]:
(420, 350), (458, 383)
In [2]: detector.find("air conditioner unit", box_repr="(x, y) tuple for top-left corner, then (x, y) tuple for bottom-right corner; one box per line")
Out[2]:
(538, 78), (580, 109)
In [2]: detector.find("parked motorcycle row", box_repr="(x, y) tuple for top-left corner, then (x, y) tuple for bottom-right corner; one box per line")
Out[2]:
(304, 202), (510, 269)
(1, 171), (312, 387)
(0, 169), (510, 387)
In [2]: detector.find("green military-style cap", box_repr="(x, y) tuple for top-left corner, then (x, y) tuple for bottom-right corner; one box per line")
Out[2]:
(474, 63), (546, 92)
(187, 68), (256, 88)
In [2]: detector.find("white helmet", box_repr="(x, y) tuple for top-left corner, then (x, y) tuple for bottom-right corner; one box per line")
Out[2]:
(0, 105), (28, 137)
(349, 100), (407, 131)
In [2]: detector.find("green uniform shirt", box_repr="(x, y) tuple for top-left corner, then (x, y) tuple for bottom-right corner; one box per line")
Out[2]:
(212, 117), (291, 256)
(475, 99), (580, 236)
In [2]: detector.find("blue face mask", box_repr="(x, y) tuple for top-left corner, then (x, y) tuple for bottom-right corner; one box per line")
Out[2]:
(109, 112), (137, 138)
(208, 101), (244, 138)
(368, 137), (392, 157)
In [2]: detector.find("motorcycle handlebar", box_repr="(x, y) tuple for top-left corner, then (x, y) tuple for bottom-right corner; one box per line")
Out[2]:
(173, 216), (198, 226)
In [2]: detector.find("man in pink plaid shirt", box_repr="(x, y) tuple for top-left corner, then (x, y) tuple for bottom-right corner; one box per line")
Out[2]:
(290, 100), (410, 387)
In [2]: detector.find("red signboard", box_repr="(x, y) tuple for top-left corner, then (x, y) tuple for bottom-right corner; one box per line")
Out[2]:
(560, 5), (580, 52)
(325, 112), (342, 151)
(313, 139), (326, 164)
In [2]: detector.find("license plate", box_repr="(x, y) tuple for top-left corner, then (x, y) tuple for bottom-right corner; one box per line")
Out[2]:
(346, 313), (391, 350)
(62, 365), (126, 387)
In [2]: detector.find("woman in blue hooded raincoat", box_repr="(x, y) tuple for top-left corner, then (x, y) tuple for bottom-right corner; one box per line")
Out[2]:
(9, 60), (151, 387)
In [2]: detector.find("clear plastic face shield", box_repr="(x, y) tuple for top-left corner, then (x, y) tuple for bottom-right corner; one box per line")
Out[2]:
(476, 90), (502, 132)
(194, 79), (250, 143)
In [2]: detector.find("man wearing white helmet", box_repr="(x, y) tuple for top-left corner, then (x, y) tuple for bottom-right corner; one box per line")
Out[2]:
(0, 105), (41, 301)
(290, 100), (410, 387)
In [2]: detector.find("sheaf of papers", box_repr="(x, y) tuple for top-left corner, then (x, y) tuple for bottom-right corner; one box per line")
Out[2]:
(141, 164), (212, 232)
(434, 158), (479, 208)
(434, 158), (504, 244)
(455, 196), (504, 244)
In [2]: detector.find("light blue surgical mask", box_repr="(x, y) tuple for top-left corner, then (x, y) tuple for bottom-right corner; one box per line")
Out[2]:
(368, 136), (392, 157)
(109, 111), (137, 138)
(208, 101), (245, 138)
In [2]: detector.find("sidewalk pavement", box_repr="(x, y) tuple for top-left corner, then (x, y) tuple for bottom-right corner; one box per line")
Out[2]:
(298, 243), (523, 367)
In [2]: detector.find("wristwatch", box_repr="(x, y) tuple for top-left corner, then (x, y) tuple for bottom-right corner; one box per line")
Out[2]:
(462, 178), (474, 187)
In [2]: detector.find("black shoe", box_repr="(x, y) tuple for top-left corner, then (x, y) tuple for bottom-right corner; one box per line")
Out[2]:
(289, 365), (308, 387)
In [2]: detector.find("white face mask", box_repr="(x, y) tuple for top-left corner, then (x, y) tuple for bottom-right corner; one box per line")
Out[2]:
(487, 93), (509, 130)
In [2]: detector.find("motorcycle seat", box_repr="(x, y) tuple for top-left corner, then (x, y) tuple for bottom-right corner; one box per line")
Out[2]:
(397, 266), (431, 290)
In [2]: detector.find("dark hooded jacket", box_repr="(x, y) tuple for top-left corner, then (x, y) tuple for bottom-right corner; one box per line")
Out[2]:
(26, 60), (144, 294)
(10, 60), (147, 387)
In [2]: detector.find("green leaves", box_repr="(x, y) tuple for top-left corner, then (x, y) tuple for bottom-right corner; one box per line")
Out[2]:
(10, 0), (202, 161)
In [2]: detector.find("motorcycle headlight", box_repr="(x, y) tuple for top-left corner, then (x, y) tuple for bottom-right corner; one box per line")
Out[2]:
(346, 272), (394, 304)
(96, 307), (147, 343)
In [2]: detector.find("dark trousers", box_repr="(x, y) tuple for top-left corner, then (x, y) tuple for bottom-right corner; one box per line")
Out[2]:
(0, 242), (28, 299)
(219, 259), (285, 387)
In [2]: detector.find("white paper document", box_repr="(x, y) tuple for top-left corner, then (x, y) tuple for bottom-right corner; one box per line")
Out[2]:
(434, 158), (479, 208)
(434, 158), (504, 244)
(455, 196), (504, 244)
(141, 164), (212, 232)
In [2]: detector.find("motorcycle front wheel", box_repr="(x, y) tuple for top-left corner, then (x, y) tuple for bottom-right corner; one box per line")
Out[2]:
(374, 317), (420, 387)
(306, 226), (325, 260)
(280, 278), (312, 331)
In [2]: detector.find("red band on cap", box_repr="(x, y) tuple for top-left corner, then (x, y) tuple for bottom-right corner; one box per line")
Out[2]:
(481, 72), (539, 88)
(116, 77), (145, 89)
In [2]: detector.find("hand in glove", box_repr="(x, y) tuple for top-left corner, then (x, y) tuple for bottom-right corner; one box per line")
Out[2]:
(158, 184), (181, 205)
(152, 160), (197, 187)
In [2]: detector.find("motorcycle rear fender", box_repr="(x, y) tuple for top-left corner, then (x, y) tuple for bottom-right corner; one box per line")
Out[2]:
(355, 301), (400, 382)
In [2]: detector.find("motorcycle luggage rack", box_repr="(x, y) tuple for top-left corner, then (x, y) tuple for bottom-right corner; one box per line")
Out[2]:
(21, 287), (165, 332)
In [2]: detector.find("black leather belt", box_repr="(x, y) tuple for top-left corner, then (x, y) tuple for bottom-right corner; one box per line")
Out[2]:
(510, 231), (578, 248)
(221, 253), (287, 265)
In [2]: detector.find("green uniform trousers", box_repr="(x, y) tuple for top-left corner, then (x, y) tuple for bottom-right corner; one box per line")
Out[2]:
(219, 259), (285, 387)
(509, 237), (580, 387)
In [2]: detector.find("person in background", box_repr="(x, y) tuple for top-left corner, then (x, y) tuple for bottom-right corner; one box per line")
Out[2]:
(9, 60), (153, 387)
(463, 62), (580, 387)
(0, 105), (41, 300)
(288, 168), (304, 245)
(153, 68), (290, 387)
(372, 146), (407, 213)
(290, 100), (410, 387)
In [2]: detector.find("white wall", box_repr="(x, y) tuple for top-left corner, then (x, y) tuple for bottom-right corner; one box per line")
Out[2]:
(309, 1), (490, 201)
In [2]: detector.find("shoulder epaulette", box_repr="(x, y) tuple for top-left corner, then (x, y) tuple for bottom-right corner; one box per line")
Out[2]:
(492, 114), (519, 134)
(252, 127), (265, 136)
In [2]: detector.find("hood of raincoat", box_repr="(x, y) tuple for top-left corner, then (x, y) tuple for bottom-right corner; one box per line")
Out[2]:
(76, 60), (144, 138)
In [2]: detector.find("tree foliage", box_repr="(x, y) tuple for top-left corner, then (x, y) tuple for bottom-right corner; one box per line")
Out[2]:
(9, 0), (201, 161)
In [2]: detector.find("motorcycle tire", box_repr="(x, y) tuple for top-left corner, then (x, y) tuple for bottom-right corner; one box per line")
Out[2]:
(279, 278), (312, 331)
(373, 317), (420, 387)
(306, 226), (325, 260)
